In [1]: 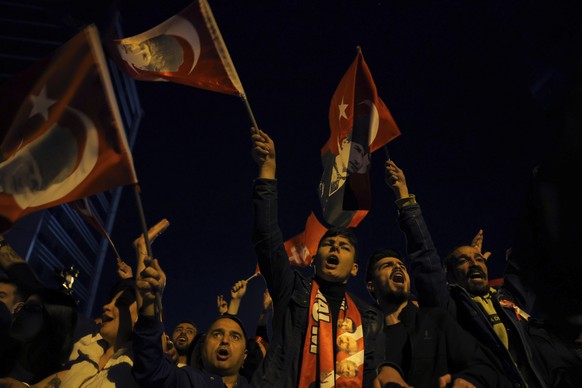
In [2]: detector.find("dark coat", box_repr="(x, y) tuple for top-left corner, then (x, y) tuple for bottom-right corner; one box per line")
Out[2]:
(132, 316), (250, 388)
(251, 178), (384, 388)
(376, 302), (504, 387)
(398, 202), (580, 388)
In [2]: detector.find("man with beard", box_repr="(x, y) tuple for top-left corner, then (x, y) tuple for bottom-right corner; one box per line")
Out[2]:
(250, 129), (384, 387)
(385, 159), (582, 387)
(366, 249), (505, 387)
(170, 320), (198, 367)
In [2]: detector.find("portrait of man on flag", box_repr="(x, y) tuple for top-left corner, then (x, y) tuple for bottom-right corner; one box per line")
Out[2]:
(119, 34), (189, 74)
(0, 25), (137, 231)
(113, 0), (245, 96)
(116, 13), (197, 75)
(0, 109), (99, 210)
(319, 48), (400, 228)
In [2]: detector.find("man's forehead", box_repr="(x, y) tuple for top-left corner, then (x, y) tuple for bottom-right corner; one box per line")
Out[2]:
(454, 245), (485, 257)
(176, 323), (196, 330)
(375, 256), (404, 267)
(0, 283), (16, 293)
(210, 317), (243, 333)
(322, 235), (353, 245)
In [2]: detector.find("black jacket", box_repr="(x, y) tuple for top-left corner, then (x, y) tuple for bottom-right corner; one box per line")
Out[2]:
(251, 178), (384, 387)
(376, 302), (504, 387)
(398, 202), (580, 387)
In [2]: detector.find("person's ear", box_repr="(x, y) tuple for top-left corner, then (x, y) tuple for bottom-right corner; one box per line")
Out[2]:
(350, 263), (358, 277)
(366, 281), (375, 296)
(12, 301), (24, 315)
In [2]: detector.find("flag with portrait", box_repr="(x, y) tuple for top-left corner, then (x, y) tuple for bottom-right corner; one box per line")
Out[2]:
(319, 48), (400, 228)
(112, 0), (244, 96)
(0, 25), (137, 232)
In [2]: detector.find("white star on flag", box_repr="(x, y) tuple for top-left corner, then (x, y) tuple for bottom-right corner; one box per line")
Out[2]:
(338, 97), (348, 120)
(28, 86), (53, 120)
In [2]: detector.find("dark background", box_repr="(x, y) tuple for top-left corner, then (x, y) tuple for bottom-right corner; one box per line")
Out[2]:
(89, 0), (582, 338)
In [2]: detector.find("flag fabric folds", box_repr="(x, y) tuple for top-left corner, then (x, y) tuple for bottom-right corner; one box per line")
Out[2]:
(0, 25), (138, 231)
(284, 212), (328, 267)
(319, 48), (400, 228)
(112, 0), (245, 96)
(71, 198), (122, 260)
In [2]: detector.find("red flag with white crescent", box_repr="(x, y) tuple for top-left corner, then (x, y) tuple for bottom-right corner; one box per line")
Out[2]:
(319, 48), (400, 228)
(0, 25), (138, 232)
(111, 0), (245, 96)
(284, 212), (328, 267)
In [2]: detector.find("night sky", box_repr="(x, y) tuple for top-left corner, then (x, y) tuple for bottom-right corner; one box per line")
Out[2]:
(92, 0), (582, 338)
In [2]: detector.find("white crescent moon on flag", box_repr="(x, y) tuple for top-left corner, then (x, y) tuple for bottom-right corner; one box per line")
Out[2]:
(12, 104), (99, 209)
(165, 15), (201, 74)
(357, 100), (379, 145)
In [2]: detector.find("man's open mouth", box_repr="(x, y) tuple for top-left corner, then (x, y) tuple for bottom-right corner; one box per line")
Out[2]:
(391, 272), (405, 283)
(101, 315), (114, 323)
(326, 255), (339, 265)
(217, 348), (230, 360)
(468, 269), (486, 280)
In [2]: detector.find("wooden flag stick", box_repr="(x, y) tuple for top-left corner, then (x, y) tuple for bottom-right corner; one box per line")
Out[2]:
(241, 94), (260, 134)
(245, 272), (260, 282)
(132, 184), (163, 322)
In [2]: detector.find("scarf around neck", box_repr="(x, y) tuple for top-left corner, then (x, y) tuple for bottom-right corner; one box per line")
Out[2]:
(298, 279), (364, 388)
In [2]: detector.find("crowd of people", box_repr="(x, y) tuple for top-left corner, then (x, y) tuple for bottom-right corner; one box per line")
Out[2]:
(0, 127), (581, 388)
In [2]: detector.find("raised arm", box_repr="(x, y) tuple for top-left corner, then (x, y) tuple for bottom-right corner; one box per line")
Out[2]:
(251, 128), (295, 305)
(385, 160), (451, 309)
(258, 289), (272, 326)
(251, 128), (276, 180)
(136, 258), (166, 318)
(470, 229), (491, 261)
(256, 289), (272, 340)
(227, 279), (248, 315)
(133, 258), (184, 387)
(217, 294), (228, 315)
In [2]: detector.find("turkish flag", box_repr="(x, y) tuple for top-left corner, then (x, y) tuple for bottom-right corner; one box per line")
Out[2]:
(284, 212), (328, 267)
(319, 48), (400, 228)
(0, 25), (137, 231)
(71, 198), (121, 260)
(111, 0), (244, 96)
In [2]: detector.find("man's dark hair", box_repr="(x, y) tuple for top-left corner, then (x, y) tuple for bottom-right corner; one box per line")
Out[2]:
(190, 314), (248, 370)
(442, 245), (468, 274)
(175, 319), (197, 331)
(365, 248), (405, 283)
(318, 227), (359, 261)
(0, 277), (25, 304)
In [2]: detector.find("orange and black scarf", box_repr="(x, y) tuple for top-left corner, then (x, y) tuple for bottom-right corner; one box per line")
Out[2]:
(298, 280), (364, 388)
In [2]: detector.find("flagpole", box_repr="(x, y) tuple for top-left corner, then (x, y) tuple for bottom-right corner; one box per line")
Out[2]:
(245, 272), (260, 282)
(132, 184), (163, 322)
(241, 94), (259, 134)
